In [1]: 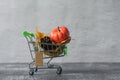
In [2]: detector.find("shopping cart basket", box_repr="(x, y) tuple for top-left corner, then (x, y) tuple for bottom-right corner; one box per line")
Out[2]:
(23, 31), (70, 75)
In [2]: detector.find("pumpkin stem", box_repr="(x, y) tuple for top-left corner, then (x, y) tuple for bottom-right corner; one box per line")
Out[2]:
(58, 26), (60, 32)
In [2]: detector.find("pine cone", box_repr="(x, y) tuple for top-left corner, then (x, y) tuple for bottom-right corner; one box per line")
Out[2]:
(41, 36), (57, 50)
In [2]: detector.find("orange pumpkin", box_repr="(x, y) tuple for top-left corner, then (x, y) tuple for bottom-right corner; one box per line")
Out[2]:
(50, 26), (70, 43)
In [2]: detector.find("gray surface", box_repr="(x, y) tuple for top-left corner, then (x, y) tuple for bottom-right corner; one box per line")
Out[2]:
(1, 63), (120, 80)
(0, 0), (120, 63)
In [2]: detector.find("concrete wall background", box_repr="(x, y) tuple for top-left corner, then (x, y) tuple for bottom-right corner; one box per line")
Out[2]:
(0, 0), (120, 63)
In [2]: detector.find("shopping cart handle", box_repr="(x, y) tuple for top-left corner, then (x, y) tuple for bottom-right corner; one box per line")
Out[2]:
(64, 46), (68, 56)
(23, 31), (35, 38)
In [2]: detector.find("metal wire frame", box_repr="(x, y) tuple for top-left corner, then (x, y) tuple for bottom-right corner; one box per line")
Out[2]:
(25, 36), (65, 75)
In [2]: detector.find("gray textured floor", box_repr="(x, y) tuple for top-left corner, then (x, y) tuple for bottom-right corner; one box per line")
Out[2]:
(0, 63), (120, 80)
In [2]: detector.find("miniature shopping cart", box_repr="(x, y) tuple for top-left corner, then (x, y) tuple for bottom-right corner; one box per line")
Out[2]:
(23, 31), (70, 75)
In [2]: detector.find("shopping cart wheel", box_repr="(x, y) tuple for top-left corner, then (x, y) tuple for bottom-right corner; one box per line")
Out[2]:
(29, 69), (34, 76)
(56, 66), (62, 75)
